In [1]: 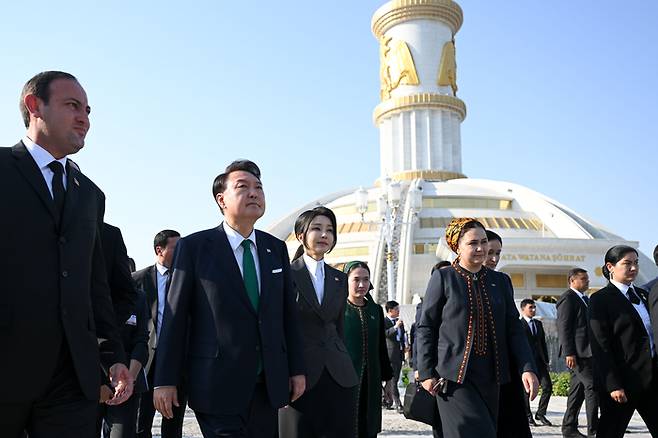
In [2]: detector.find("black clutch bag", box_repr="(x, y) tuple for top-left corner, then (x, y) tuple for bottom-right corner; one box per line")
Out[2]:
(402, 381), (440, 426)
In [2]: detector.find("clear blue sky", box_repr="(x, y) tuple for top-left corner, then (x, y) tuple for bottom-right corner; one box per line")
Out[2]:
(2, 1), (657, 268)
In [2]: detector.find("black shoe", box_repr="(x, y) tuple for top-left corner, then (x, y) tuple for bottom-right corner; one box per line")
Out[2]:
(396, 406), (404, 414)
(528, 416), (538, 426)
(562, 429), (587, 438)
(535, 414), (553, 426)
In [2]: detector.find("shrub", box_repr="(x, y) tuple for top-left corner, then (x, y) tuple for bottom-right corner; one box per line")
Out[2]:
(550, 371), (571, 396)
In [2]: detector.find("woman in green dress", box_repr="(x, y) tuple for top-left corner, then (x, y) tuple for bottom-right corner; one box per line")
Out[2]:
(343, 261), (393, 438)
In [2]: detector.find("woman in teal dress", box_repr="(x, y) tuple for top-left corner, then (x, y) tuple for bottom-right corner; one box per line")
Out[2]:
(343, 261), (393, 438)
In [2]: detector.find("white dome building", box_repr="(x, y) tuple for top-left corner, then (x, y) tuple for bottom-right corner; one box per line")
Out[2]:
(268, 0), (657, 304)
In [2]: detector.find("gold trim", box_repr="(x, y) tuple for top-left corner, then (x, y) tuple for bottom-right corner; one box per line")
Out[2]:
(391, 170), (465, 181)
(372, 0), (464, 39)
(373, 93), (466, 124)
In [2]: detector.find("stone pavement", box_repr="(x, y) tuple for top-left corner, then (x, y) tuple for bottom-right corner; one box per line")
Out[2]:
(152, 395), (652, 437)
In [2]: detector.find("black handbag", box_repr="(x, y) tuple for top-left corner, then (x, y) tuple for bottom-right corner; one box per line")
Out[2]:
(402, 381), (440, 426)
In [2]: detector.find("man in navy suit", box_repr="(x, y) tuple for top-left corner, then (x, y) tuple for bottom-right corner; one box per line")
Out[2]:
(153, 160), (305, 438)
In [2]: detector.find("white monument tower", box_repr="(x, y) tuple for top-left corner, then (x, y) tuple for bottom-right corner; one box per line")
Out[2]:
(269, 0), (658, 304)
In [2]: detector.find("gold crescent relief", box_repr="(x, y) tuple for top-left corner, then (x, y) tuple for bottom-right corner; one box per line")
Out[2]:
(379, 36), (420, 101)
(437, 40), (458, 95)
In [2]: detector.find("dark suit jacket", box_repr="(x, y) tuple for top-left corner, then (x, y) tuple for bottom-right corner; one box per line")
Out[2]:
(417, 267), (535, 384)
(589, 283), (654, 395)
(0, 142), (124, 402)
(290, 257), (357, 389)
(556, 289), (591, 358)
(153, 224), (305, 415)
(384, 316), (405, 366)
(132, 264), (159, 374)
(521, 317), (549, 368)
(102, 223), (138, 326)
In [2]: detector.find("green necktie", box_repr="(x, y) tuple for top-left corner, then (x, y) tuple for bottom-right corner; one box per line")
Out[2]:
(241, 239), (260, 311)
(241, 239), (262, 375)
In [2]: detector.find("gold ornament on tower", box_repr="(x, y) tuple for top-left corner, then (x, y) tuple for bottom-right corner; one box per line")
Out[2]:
(437, 39), (458, 95)
(379, 36), (420, 100)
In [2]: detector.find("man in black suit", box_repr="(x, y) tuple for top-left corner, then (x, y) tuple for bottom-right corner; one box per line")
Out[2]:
(641, 244), (658, 291)
(384, 300), (406, 413)
(520, 299), (553, 426)
(557, 268), (598, 438)
(153, 160), (305, 438)
(0, 71), (132, 437)
(101, 223), (138, 325)
(133, 229), (187, 438)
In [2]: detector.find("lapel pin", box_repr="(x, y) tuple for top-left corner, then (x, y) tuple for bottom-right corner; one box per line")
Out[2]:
(266, 248), (271, 253)
(491, 283), (496, 287)
(335, 277), (340, 281)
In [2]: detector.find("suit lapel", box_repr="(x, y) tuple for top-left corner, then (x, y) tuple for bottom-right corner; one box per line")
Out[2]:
(255, 231), (273, 314)
(11, 142), (58, 224)
(215, 225), (257, 316)
(60, 160), (81, 233)
(149, 266), (159, 324)
(320, 266), (341, 318)
(608, 284), (647, 333)
(291, 258), (322, 314)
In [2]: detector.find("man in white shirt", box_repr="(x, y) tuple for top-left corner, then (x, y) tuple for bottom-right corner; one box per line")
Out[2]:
(0, 71), (132, 437)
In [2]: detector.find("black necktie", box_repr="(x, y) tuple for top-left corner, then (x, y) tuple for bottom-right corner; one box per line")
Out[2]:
(48, 161), (65, 221)
(529, 319), (537, 336)
(627, 287), (641, 305)
(581, 295), (589, 306)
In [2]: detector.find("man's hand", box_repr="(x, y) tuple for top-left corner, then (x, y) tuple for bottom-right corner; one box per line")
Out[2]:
(522, 371), (539, 401)
(565, 355), (577, 370)
(106, 363), (134, 405)
(289, 375), (306, 402)
(421, 377), (438, 395)
(154, 386), (180, 419)
(610, 389), (627, 404)
(395, 319), (403, 328)
(99, 385), (114, 404)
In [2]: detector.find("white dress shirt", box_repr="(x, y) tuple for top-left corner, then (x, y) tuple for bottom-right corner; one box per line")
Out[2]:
(223, 222), (261, 292)
(302, 253), (325, 304)
(23, 136), (67, 197)
(611, 280), (655, 357)
(155, 263), (169, 340)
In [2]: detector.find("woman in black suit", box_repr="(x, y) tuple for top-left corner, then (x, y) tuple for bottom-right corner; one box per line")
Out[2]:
(278, 206), (358, 438)
(589, 245), (658, 437)
(416, 218), (538, 438)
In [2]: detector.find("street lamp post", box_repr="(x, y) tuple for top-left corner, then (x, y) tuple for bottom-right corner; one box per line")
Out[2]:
(355, 179), (422, 302)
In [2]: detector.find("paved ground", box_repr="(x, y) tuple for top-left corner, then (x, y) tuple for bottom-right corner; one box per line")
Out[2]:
(152, 395), (651, 437)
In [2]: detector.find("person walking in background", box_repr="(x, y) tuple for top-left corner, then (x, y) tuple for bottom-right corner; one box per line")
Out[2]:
(153, 160), (305, 438)
(278, 207), (358, 438)
(519, 299), (553, 427)
(0, 71), (131, 437)
(344, 261), (393, 438)
(384, 300), (406, 413)
(589, 245), (658, 437)
(487, 231), (533, 438)
(133, 229), (187, 438)
(417, 218), (538, 438)
(557, 268), (598, 438)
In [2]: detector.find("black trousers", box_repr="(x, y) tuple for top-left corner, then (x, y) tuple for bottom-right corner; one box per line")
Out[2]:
(523, 362), (552, 417)
(98, 392), (140, 437)
(278, 369), (355, 438)
(497, 378), (532, 438)
(436, 380), (499, 438)
(596, 387), (658, 438)
(384, 356), (402, 406)
(0, 343), (97, 438)
(195, 382), (277, 438)
(562, 357), (598, 435)
(137, 355), (187, 438)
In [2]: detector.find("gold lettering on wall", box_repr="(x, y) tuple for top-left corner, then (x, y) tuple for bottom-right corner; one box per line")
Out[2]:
(379, 36), (420, 100)
(500, 253), (586, 263)
(437, 39), (457, 95)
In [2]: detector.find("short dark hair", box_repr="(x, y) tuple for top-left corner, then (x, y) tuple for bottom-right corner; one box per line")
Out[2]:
(520, 298), (535, 309)
(602, 245), (638, 280)
(486, 230), (502, 245)
(153, 229), (180, 253)
(653, 244), (658, 265)
(567, 268), (587, 283)
(20, 71), (77, 128)
(431, 260), (451, 275)
(385, 300), (399, 312)
(292, 206), (338, 260)
(212, 160), (262, 212)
